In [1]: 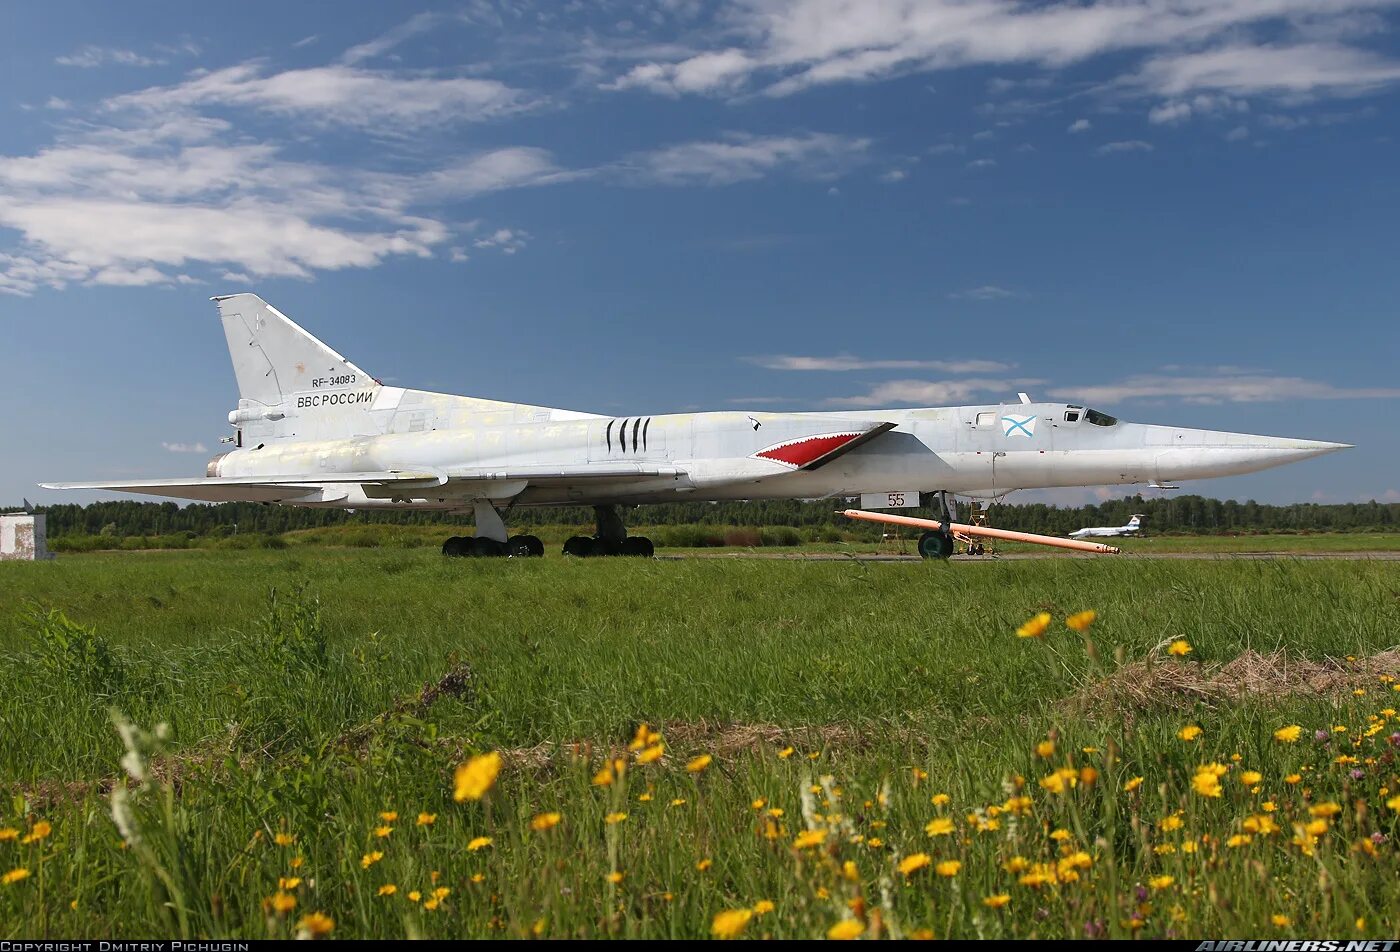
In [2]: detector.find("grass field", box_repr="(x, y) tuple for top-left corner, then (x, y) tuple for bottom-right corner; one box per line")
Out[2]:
(2, 549), (1399, 939)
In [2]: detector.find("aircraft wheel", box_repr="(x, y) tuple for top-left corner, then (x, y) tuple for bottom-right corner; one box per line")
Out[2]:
(513, 534), (545, 557)
(563, 535), (595, 557)
(620, 537), (654, 558)
(917, 531), (955, 560)
(471, 536), (508, 557)
(505, 536), (534, 558)
(592, 538), (621, 557)
(442, 536), (468, 557)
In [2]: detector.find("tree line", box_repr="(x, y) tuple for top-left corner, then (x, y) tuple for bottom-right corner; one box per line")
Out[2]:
(7, 495), (1398, 538)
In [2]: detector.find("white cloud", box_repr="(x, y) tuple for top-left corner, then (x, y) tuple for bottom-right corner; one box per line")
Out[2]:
(472, 228), (529, 255)
(824, 377), (1046, 408)
(948, 284), (1020, 300)
(56, 46), (162, 68)
(1047, 372), (1400, 404)
(108, 63), (537, 131)
(601, 0), (1400, 108)
(749, 355), (1012, 373)
(339, 11), (444, 65)
(0, 115), (562, 293)
(622, 132), (871, 185)
(879, 168), (907, 183)
(162, 441), (209, 453)
(1225, 124), (1250, 140)
(1098, 139), (1155, 153)
(1068, 118), (1092, 133)
(965, 158), (997, 169)
(1148, 101), (1194, 123)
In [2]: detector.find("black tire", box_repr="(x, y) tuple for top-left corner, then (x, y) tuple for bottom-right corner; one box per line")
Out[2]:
(563, 535), (595, 557)
(591, 538), (620, 557)
(917, 531), (955, 560)
(442, 536), (468, 557)
(620, 536), (655, 558)
(520, 534), (545, 557)
(471, 536), (506, 557)
(505, 536), (533, 558)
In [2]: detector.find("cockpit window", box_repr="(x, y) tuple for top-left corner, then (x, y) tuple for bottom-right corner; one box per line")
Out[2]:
(1064, 411), (1080, 422)
(1085, 408), (1118, 426)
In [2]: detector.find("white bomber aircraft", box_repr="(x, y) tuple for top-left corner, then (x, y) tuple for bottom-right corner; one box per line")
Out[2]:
(43, 294), (1350, 559)
(1070, 514), (1145, 540)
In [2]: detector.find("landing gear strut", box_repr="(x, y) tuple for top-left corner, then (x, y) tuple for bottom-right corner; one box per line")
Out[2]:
(441, 500), (544, 558)
(562, 505), (654, 557)
(916, 492), (958, 561)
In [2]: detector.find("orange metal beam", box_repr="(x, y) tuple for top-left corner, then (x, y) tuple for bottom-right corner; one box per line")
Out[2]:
(840, 509), (1120, 554)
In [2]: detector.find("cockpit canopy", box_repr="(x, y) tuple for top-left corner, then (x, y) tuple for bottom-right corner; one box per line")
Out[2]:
(1064, 405), (1118, 426)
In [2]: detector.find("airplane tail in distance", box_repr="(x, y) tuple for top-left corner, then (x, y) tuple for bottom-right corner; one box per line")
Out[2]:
(212, 293), (376, 409)
(1127, 515), (1143, 529)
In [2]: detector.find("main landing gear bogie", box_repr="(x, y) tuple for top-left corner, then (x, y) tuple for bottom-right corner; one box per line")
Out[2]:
(441, 534), (544, 558)
(561, 535), (655, 558)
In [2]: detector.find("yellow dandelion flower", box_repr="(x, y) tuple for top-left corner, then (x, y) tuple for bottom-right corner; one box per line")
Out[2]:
(1386, 794), (1400, 811)
(898, 852), (932, 876)
(267, 891), (296, 914)
(592, 765), (616, 786)
(983, 894), (1011, 909)
(1227, 834), (1252, 848)
(1159, 814), (1184, 832)
(453, 751), (502, 802)
(1192, 771), (1223, 798)
(629, 723), (659, 751)
(753, 900), (775, 915)
(687, 754), (713, 773)
(1310, 802), (1342, 818)
(377, 884), (397, 896)
(637, 743), (665, 764)
(379, 811), (398, 822)
(360, 851), (384, 869)
(1178, 725), (1202, 742)
(1272, 915), (1290, 928)
(842, 860), (859, 881)
(606, 871), (624, 884)
(407, 890), (422, 903)
(374, 825), (393, 838)
(671, 798), (687, 807)
(1065, 609), (1097, 632)
(931, 793), (951, 807)
(1274, 725), (1303, 743)
(777, 746), (795, 759)
(297, 912), (334, 937)
(1017, 611), (1053, 638)
(711, 908), (753, 940)
(1167, 639), (1192, 656)
(273, 831), (295, 847)
(1304, 818), (1329, 836)
(1035, 739), (1055, 757)
(1124, 776), (1144, 792)
(0, 829), (16, 842)
(794, 829), (828, 849)
(696, 858), (713, 871)
(2, 868), (31, 886)
(1050, 828), (1071, 841)
(638, 792), (653, 802)
(1285, 773), (1302, 785)
(1148, 875), (1175, 891)
(417, 812), (436, 826)
(530, 812), (562, 832)
(828, 919), (864, 940)
(605, 812), (628, 825)
(925, 817), (955, 836)
(1239, 770), (1263, 786)
(279, 876), (302, 890)
(289, 856), (304, 869)
(467, 835), (492, 851)
(935, 859), (961, 877)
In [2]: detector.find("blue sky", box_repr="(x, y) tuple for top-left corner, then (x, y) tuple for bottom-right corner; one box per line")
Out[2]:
(3, 0), (1399, 508)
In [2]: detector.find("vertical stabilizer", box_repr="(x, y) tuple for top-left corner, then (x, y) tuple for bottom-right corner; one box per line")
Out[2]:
(213, 293), (374, 408)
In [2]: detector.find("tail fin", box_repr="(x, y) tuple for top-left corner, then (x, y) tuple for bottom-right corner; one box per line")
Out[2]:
(213, 293), (375, 408)
(1127, 515), (1142, 528)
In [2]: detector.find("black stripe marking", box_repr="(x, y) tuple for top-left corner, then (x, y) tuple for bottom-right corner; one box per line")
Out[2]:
(620, 418), (629, 453)
(632, 418), (641, 454)
(605, 419), (613, 453)
(643, 417), (651, 452)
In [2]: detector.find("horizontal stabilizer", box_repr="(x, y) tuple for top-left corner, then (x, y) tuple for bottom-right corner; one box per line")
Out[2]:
(39, 471), (446, 504)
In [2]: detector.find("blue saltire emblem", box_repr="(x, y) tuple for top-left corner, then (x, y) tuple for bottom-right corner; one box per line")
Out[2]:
(1002, 414), (1036, 438)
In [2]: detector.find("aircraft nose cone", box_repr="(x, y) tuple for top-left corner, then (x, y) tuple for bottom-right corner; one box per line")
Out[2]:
(1148, 427), (1352, 481)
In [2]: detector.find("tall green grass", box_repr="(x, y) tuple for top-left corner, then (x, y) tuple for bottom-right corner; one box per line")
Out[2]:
(1, 551), (1398, 937)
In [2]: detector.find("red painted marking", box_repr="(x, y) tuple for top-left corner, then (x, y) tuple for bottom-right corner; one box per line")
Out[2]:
(756, 432), (861, 468)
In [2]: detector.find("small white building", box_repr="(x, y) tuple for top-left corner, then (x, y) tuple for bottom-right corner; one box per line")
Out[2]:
(1, 513), (54, 561)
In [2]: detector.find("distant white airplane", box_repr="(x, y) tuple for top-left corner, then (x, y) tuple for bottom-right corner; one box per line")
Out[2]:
(1070, 514), (1145, 539)
(42, 293), (1350, 559)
